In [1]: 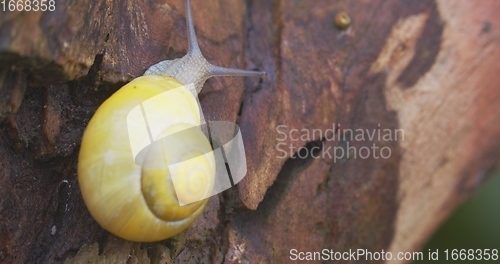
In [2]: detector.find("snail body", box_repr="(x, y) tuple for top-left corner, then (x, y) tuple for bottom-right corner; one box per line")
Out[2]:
(78, 0), (264, 242)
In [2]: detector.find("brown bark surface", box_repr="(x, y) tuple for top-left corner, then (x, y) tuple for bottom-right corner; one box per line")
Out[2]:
(0, 0), (498, 263)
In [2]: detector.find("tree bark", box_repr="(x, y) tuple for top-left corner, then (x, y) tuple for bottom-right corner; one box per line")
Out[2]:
(0, 0), (498, 263)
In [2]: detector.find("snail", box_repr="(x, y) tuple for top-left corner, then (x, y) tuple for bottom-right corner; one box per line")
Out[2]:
(78, 0), (265, 242)
(334, 11), (351, 30)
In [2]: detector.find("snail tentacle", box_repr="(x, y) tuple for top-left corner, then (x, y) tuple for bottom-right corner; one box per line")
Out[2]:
(144, 0), (266, 93)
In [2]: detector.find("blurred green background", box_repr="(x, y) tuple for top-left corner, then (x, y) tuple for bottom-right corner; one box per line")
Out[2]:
(414, 171), (500, 263)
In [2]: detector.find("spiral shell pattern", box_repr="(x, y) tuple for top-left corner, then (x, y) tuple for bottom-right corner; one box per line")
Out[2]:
(78, 75), (215, 242)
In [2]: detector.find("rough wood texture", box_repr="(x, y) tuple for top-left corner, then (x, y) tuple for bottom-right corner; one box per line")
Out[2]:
(0, 0), (498, 263)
